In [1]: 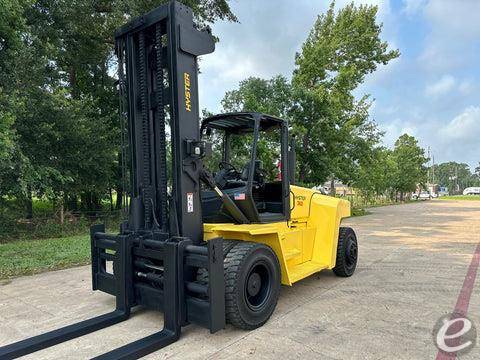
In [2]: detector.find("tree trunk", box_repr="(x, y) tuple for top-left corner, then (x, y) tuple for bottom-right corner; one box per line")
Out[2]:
(80, 193), (87, 211)
(91, 193), (101, 214)
(330, 178), (335, 196)
(69, 68), (78, 98)
(109, 188), (114, 212)
(115, 187), (123, 210)
(298, 131), (311, 183)
(81, 192), (96, 213)
(400, 191), (404, 202)
(115, 152), (123, 210)
(66, 195), (78, 212)
(298, 163), (307, 183)
(25, 188), (33, 219)
(58, 199), (64, 225)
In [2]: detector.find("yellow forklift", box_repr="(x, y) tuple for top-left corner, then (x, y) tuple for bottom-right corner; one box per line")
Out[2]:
(0, 2), (357, 358)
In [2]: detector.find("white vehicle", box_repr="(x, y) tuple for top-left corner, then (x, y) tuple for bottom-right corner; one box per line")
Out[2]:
(418, 191), (432, 200)
(463, 187), (480, 195)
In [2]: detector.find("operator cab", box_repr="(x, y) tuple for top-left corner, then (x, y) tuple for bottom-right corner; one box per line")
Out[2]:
(201, 112), (291, 224)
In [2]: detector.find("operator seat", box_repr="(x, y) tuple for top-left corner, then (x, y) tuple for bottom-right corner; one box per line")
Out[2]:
(241, 160), (264, 185)
(202, 160), (265, 224)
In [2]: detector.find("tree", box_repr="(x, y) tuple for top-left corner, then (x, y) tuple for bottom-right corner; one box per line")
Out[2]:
(0, 0), (23, 175)
(391, 134), (428, 201)
(354, 147), (395, 198)
(0, 0), (237, 217)
(434, 162), (477, 192)
(475, 163), (480, 185)
(0, 0), (60, 216)
(219, 76), (292, 179)
(222, 76), (292, 118)
(292, 1), (399, 186)
(0, 105), (17, 197)
(217, 2), (397, 188)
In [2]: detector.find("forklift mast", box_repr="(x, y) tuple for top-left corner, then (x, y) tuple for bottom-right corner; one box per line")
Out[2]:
(116, 0), (213, 243)
(0, 3), (359, 358)
(0, 3), (225, 359)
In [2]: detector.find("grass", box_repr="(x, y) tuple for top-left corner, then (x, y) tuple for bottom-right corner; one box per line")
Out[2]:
(348, 197), (415, 217)
(0, 235), (90, 279)
(351, 208), (371, 217)
(438, 195), (480, 201)
(32, 197), (55, 217)
(0, 193), (416, 279)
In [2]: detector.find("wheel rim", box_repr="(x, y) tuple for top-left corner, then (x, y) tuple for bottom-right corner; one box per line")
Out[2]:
(345, 237), (358, 269)
(244, 261), (272, 311)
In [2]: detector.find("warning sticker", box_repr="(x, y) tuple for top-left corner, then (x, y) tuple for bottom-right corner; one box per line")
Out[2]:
(187, 193), (194, 213)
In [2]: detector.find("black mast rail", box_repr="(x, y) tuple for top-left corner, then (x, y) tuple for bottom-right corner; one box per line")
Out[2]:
(0, 2), (224, 359)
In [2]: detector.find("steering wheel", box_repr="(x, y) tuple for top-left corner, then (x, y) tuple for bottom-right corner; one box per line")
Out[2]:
(215, 161), (242, 189)
(218, 161), (238, 173)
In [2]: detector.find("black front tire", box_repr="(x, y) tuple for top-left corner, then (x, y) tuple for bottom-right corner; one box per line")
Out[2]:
(224, 242), (281, 330)
(196, 240), (238, 284)
(333, 227), (358, 277)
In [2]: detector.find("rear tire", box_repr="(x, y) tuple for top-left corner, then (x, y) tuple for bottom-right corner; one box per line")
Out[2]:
(333, 227), (358, 277)
(224, 242), (281, 330)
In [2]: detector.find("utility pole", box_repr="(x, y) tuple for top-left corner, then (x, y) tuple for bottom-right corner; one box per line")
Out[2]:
(427, 146), (431, 185)
(455, 165), (458, 194)
(432, 154), (435, 184)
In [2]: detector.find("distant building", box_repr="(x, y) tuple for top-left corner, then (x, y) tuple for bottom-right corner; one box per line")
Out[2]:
(427, 183), (439, 195)
(322, 181), (356, 196)
(438, 186), (449, 196)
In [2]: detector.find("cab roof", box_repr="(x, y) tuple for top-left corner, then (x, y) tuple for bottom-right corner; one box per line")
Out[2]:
(201, 112), (286, 133)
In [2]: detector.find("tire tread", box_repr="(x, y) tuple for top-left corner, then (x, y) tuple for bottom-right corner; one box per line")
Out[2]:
(224, 242), (258, 329)
(332, 227), (357, 277)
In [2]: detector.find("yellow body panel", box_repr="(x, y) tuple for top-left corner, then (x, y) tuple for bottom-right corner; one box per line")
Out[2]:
(204, 185), (350, 286)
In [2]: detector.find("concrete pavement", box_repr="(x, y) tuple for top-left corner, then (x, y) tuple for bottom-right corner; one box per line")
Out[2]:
(1, 200), (479, 359)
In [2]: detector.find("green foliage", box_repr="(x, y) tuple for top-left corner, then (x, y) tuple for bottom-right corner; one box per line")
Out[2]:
(0, 0), (237, 220)
(218, 1), (398, 187)
(218, 1), (399, 187)
(293, 2), (399, 91)
(0, 106), (16, 189)
(292, 1), (399, 185)
(0, 198), (123, 242)
(354, 147), (396, 197)
(438, 195), (480, 201)
(351, 208), (371, 217)
(433, 161), (479, 190)
(391, 134), (428, 196)
(222, 76), (292, 118)
(0, 0), (29, 86)
(219, 76), (290, 179)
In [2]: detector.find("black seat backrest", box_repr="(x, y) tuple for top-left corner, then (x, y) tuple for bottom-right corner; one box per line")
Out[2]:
(241, 160), (263, 182)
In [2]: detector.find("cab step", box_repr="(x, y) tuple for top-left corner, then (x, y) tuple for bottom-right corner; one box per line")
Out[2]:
(288, 261), (329, 283)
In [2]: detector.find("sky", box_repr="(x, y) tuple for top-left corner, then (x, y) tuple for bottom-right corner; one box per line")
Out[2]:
(198, 0), (480, 170)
